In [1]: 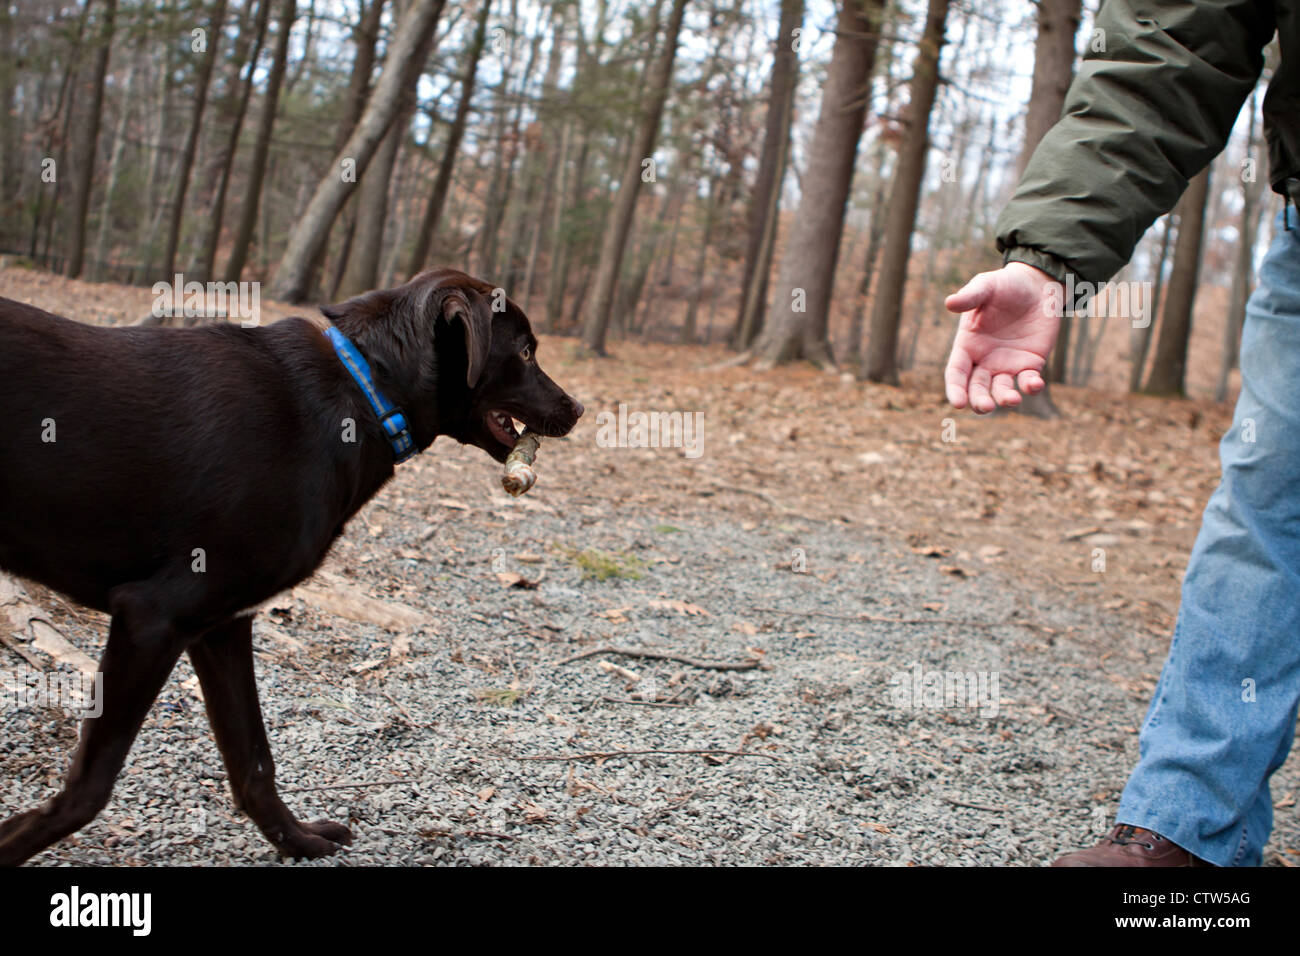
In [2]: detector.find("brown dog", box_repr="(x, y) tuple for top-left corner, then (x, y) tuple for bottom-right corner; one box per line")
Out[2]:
(0, 269), (582, 864)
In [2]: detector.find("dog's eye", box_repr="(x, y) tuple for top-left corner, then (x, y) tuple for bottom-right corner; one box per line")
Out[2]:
(520, 346), (532, 362)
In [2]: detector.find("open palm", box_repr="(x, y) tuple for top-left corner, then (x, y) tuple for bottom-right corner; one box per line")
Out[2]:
(944, 262), (1063, 413)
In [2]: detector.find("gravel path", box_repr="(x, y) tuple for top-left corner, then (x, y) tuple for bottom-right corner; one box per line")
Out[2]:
(3, 441), (1297, 867)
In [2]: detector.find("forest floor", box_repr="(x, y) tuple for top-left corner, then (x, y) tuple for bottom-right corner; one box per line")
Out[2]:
(2, 266), (1297, 866)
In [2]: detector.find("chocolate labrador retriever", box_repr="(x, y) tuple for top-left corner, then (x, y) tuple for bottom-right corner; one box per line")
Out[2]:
(0, 269), (583, 865)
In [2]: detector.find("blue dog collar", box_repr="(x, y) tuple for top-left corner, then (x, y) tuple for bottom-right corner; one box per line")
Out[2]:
(321, 325), (417, 463)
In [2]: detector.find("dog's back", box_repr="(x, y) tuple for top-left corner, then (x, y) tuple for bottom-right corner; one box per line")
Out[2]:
(0, 297), (343, 613)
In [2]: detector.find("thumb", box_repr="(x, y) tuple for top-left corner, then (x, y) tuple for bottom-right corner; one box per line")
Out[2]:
(945, 272), (995, 315)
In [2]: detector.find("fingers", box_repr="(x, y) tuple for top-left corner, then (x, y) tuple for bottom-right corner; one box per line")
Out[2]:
(1017, 369), (1044, 395)
(991, 372), (1021, 407)
(944, 273), (995, 325)
(944, 339), (973, 408)
(968, 365), (995, 414)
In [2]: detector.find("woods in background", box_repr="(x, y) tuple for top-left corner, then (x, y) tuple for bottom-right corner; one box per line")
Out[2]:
(0, 0), (1276, 402)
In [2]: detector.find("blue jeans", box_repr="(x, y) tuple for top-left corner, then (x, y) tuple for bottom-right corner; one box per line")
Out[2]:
(1117, 207), (1300, 866)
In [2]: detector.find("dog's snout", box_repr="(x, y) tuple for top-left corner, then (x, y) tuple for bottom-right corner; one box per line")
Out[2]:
(570, 397), (585, 419)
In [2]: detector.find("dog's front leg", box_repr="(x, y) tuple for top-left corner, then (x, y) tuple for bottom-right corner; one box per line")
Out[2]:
(188, 615), (353, 859)
(0, 585), (189, 866)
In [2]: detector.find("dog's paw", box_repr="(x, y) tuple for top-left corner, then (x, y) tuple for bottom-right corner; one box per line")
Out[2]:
(277, 819), (353, 859)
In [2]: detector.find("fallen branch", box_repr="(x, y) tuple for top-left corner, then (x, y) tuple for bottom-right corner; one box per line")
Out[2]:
(282, 778), (407, 794)
(944, 797), (1010, 813)
(421, 828), (517, 842)
(516, 749), (782, 763)
(701, 480), (794, 513)
(599, 696), (688, 709)
(557, 645), (762, 671)
(0, 630), (44, 668)
(752, 606), (1049, 631)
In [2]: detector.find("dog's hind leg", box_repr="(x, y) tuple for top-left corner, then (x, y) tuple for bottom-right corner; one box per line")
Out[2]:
(187, 615), (353, 859)
(0, 585), (189, 866)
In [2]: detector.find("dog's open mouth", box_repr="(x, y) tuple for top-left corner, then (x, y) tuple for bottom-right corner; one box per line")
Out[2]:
(485, 410), (523, 446)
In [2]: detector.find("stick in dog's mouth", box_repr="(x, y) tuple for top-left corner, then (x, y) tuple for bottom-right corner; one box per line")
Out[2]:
(502, 429), (541, 496)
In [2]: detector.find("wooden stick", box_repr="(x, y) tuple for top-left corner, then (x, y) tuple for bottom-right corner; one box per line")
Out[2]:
(557, 645), (761, 671)
(599, 696), (688, 709)
(0, 631), (45, 668)
(282, 778), (407, 794)
(502, 430), (541, 496)
(516, 749), (782, 763)
(944, 798), (1010, 813)
(752, 606), (1049, 631)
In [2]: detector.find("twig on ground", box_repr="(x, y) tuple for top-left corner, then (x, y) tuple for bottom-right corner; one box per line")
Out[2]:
(599, 695), (688, 709)
(752, 606), (1050, 631)
(283, 778), (407, 794)
(422, 829), (517, 842)
(383, 691), (422, 726)
(944, 797), (1010, 813)
(557, 645), (762, 671)
(516, 749), (782, 763)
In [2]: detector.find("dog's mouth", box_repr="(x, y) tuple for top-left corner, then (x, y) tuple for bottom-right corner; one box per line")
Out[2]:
(485, 409), (523, 447)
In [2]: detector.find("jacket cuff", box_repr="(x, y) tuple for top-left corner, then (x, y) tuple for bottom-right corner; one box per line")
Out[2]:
(1001, 246), (1072, 286)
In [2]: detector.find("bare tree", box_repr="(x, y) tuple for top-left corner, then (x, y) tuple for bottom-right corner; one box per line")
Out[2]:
(336, 2), (444, 298)
(1216, 99), (1265, 401)
(196, 0), (272, 281)
(580, 0), (688, 355)
(65, 0), (117, 279)
(1143, 166), (1211, 396)
(270, 0), (446, 301)
(861, 0), (950, 383)
(751, 0), (885, 367)
(225, 0), (297, 283)
(732, 0), (803, 349)
(405, 0), (492, 279)
(160, 0), (229, 279)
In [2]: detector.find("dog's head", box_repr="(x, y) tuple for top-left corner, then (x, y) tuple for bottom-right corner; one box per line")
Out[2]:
(322, 269), (583, 462)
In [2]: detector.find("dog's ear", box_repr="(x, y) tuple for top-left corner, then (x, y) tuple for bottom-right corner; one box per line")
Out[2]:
(440, 288), (492, 388)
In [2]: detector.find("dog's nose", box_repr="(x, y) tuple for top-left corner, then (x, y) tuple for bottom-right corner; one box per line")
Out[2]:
(570, 398), (585, 419)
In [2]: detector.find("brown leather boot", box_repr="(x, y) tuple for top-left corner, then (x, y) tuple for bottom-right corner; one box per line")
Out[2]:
(1052, 825), (1214, 867)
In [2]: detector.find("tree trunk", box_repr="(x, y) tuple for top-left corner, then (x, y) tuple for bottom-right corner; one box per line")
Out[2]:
(270, 0), (444, 300)
(845, 150), (891, 364)
(161, 0), (229, 279)
(580, 0), (688, 354)
(1012, 0), (1080, 413)
(304, 0), (386, 293)
(336, 6), (441, 298)
(861, 0), (949, 383)
(752, 0), (884, 367)
(225, 0), (296, 283)
(1216, 103), (1264, 402)
(1143, 166), (1211, 397)
(91, 55), (137, 281)
(732, 0), (803, 348)
(1130, 213), (1173, 392)
(0, 7), (18, 239)
(196, 0), (271, 281)
(405, 0), (491, 278)
(65, 0), (116, 279)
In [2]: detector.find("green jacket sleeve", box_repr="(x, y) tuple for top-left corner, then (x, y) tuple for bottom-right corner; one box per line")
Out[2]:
(996, 0), (1274, 286)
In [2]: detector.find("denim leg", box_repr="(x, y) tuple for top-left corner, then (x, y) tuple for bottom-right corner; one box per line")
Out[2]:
(1116, 208), (1300, 866)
